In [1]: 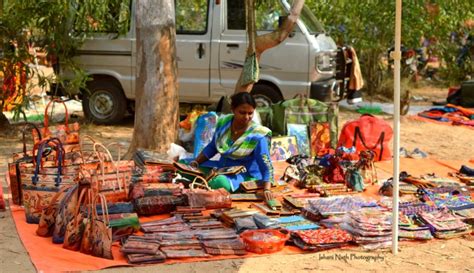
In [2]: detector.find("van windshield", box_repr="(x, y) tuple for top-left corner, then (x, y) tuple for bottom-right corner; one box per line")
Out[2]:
(285, 0), (325, 35)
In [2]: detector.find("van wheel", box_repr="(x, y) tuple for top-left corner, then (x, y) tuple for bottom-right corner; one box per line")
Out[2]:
(82, 81), (127, 124)
(251, 84), (282, 107)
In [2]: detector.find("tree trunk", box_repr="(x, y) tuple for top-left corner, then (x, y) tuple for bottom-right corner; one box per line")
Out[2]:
(126, 0), (179, 157)
(0, 111), (14, 136)
(235, 0), (305, 93)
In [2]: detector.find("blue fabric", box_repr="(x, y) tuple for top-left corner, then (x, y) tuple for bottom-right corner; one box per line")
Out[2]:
(201, 130), (273, 192)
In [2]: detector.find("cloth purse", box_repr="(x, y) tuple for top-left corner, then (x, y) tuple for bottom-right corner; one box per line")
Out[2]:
(52, 184), (80, 244)
(134, 195), (187, 216)
(86, 142), (134, 203)
(63, 188), (91, 251)
(91, 193), (113, 260)
(21, 138), (75, 224)
(185, 188), (232, 209)
(107, 212), (140, 241)
(9, 123), (42, 205)
(32, 99), (80, 153)
(36, 186), (73, 237)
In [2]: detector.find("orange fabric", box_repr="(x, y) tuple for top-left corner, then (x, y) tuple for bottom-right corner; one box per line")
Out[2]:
(348, 47), (364, 91)
(408, 115), (474, 130)
(446, 104), (474, 117)
(5, 158), (474, 272)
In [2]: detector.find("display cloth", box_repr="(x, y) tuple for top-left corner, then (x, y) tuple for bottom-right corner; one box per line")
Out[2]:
(4, 158), (474, 272)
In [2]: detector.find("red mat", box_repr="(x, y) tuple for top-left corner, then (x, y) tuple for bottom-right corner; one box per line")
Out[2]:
(5, 158), (473, 272)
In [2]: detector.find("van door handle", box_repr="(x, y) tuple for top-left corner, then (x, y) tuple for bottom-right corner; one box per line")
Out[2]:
(198, 43), (205, 58)
(226, 44), (239, 48)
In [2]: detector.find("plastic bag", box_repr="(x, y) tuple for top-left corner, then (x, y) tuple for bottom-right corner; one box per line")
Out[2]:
(193, 112), (218, 158)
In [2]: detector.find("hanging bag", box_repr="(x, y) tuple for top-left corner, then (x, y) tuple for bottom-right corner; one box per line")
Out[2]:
(241, 0), (259, 85)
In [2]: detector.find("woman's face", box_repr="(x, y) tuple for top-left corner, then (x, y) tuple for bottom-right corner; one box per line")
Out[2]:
(232, 103), (255, 126)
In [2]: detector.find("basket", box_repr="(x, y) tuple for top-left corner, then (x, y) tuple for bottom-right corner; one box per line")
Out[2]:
(240, 229), (290, 254)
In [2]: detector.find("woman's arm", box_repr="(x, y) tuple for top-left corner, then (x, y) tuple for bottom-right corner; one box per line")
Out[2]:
(191, 130), (219, 167)
(254, 136), (274, 201)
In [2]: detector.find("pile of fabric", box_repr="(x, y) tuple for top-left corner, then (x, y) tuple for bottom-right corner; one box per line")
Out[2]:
(398, 213), (433, 241)
(417, 104), (474, 127)
(305, 196), (377, 217)
(341, 208), (392, 249)
(291, 228), (353, 251)
(418, 209), (471, 239)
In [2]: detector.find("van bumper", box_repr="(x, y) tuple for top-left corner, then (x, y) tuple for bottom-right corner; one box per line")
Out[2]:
(309, 79), (338, 102)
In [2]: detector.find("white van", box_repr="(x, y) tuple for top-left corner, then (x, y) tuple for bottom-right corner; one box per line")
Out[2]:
(63, 0), (339, 124)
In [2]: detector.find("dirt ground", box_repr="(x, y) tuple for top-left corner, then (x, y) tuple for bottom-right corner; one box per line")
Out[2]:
(0, 84), (473, 273)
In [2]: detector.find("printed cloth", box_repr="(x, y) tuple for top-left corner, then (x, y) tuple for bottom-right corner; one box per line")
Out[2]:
(399, 201), (438, 216)
(341, 208), (392, 246)
(277, 216), (319, 231)
(419, 209), (470, 232)
(292, 229), (353, 245)
(398, 229), (433, 240)
(307, 196), (377, 216)
(214, 114), (271, 159)
(421, 188), (474, 209)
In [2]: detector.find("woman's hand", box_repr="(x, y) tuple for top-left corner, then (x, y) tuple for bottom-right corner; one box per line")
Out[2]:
(263, 189), (274, 203)
(189, 160), (199, 169)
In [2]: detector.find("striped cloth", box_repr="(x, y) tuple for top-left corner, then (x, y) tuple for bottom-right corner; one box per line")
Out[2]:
(215, 114), (271, 160)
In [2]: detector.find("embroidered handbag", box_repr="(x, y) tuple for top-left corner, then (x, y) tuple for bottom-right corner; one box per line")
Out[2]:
(134, 195), (187, 216)
(185, 188), (232, 209)
(52, 184), (80, 244)
(21, 138), (75, 224)
(63, 188), (91, 251)
(36, 186), (73, 237)
(32, 99), (80, 153)
(9, 123), (42, 205)
(91, 193), (113, 259)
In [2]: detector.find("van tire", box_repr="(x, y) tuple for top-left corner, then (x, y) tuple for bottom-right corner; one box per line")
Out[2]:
(251, 84), (283, 107)
(82, 81), (127, 124)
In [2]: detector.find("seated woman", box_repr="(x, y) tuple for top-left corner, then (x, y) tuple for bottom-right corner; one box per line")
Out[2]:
(190, 92), (274, 201)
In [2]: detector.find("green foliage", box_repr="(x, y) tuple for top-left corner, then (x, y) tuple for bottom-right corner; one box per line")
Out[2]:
(0, 0), (131, 119)
(307, 0), (474, 96)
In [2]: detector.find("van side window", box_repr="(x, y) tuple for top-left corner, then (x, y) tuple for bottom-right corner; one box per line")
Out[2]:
(175, 0), (208, 34)
(227, 1), (287, 31)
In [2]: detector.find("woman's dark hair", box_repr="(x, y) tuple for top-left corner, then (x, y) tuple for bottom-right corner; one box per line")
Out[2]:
(230, 92), (256, 109)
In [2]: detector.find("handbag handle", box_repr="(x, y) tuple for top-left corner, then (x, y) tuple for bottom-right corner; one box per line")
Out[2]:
(32, 137), (65, 168)
(43, 98), (70, 134)
(352, 126), (385, 161)
(93, 193), (109, 227)
(79, 135), (98, 163)
(32, 138), (65, 186)
(22, 122), (42, 156)
(92, 142), (122, 191)
(72, 188), (90, 230)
